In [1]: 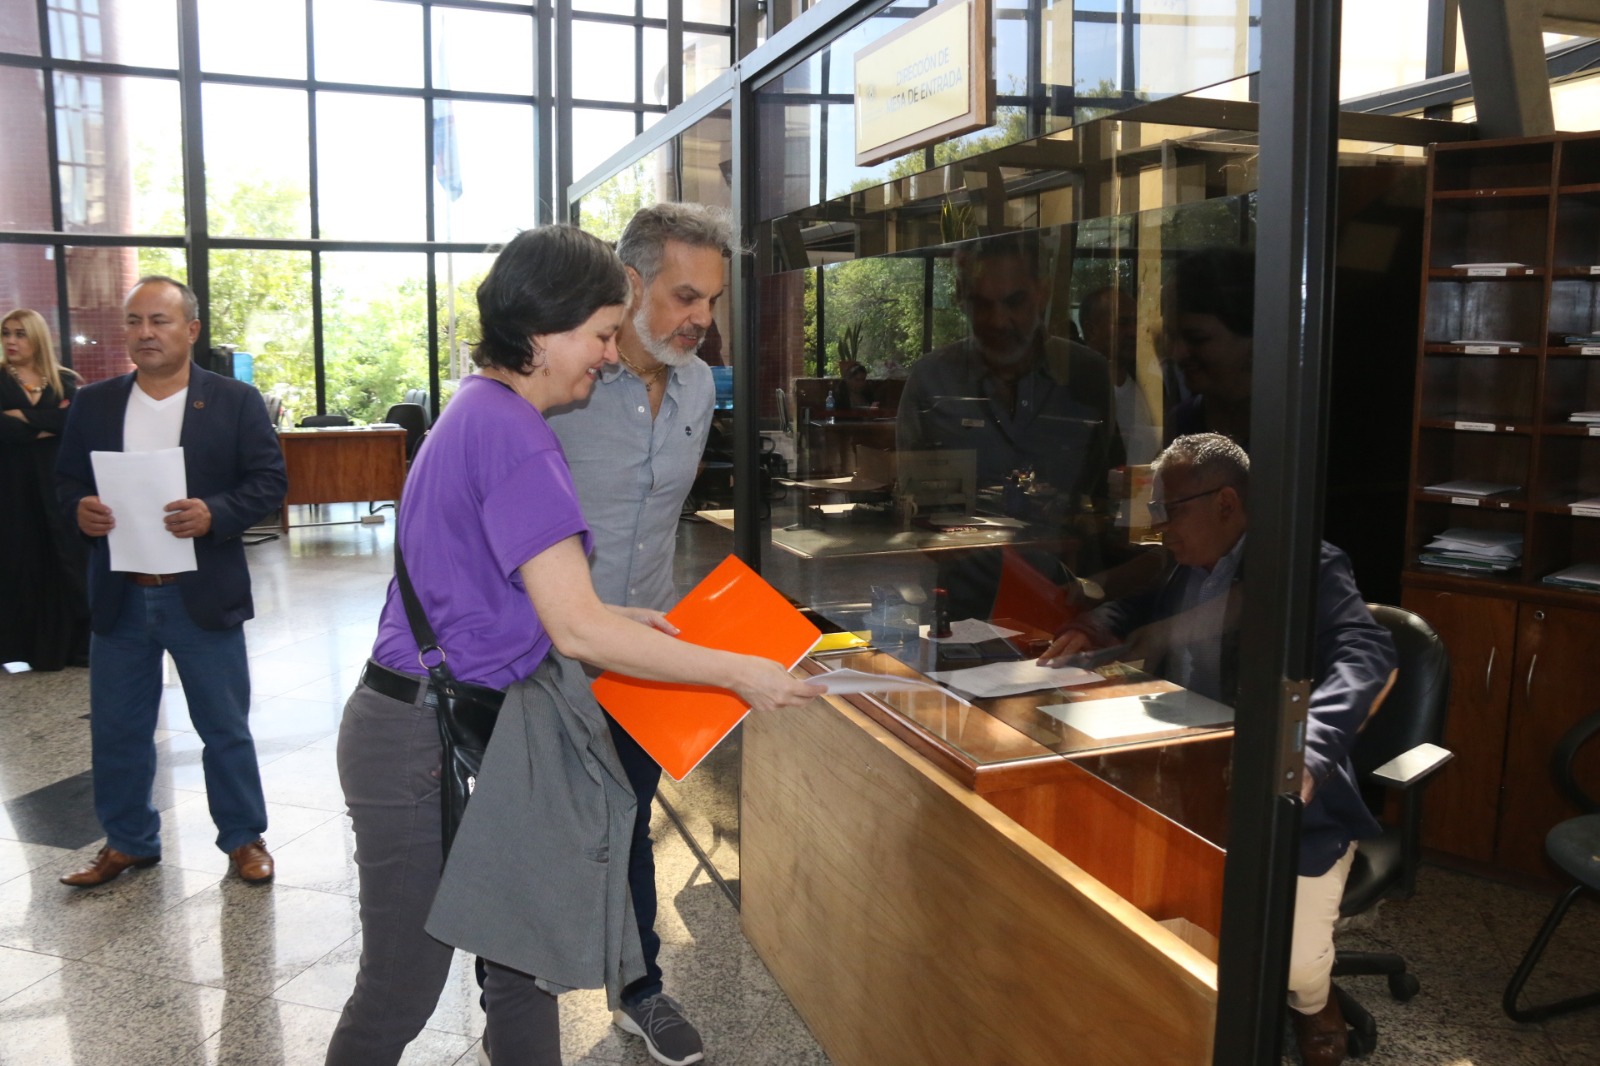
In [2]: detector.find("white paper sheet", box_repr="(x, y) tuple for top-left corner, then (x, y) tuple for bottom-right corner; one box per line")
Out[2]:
(1037, 690), (1234, 740)
(925, 659), (1100, 698)
(91, 448), (197, 575)
(917, 618), (1023, 644)
(809, 668), (944, 695)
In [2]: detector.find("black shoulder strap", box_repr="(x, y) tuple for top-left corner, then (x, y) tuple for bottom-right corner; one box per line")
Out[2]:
(392, 540), (444, 667)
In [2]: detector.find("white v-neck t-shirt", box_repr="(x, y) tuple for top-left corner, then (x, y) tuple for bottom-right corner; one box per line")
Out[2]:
(123, 384), (188, 452)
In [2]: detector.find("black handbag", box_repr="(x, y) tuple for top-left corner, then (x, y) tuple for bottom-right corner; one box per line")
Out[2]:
(393, 543), (506, 858)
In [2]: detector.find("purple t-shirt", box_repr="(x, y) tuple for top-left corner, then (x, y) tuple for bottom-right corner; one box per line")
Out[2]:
(371, 374), (591, 689)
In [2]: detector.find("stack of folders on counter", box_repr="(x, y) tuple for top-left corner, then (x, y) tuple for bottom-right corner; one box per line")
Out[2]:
(1543, 562), (1600, 591)
(1419, 527), (1522, 573)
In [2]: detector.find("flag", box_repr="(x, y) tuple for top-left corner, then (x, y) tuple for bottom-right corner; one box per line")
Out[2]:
(433, 101), (462, 202)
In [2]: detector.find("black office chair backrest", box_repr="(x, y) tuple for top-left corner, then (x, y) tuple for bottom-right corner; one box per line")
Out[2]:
(1354, 604), (1452, 779)
(1554, 710), (1600, 814)
(383, 403), (430, 461)
(402, 388), (433, 428)
(299, 413), (352, 428)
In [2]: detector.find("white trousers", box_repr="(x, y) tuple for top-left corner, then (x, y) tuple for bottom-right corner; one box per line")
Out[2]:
(1288, 841), (1356, 1015)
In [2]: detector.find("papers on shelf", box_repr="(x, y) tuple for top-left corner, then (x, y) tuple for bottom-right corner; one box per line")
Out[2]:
(1542, 562), (1600, 591)
(1422, 479), (1519, 497)
(1448, 339), (1523, 346)
(917, 618), (1023, 644)
(1420, 526), (1522, 573)
(91, 448), (198, 575)
(1449, 263), (1526, 269)
(1037, 690), (1234, 741)
(807, 668), (945, 696)
(1570, 496), (1600, 517)
(1425, 527), (1523, 558)
(1569, 411), (1600, 423)
(925, 659), (1100, 698)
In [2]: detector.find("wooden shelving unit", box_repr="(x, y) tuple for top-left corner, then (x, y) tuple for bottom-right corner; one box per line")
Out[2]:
(1402, 131), (1600, 881)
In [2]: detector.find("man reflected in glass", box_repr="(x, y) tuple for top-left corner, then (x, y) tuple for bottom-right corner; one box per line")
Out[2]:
(897, 232), (1118, 493)
(893, 232), (1118, 623)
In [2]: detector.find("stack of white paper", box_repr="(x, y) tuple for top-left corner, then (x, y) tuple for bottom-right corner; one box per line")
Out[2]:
(1568, 411), (1600, 423)
(1542, 562), (1600, 591)
(1420, 526), (1522, 573)
(1422, 479), (1520, 497)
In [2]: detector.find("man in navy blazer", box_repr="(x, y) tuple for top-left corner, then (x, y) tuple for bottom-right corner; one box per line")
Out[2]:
(1039, 433), (1396, 1066)
(55, 275), (287, 888)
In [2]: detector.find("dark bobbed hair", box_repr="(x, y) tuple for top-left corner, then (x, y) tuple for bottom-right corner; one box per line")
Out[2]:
(472, 225), (630, 374)
(1171, 246), (1255, 338)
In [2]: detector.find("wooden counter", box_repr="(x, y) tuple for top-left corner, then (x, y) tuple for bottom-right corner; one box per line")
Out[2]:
(741, 656), (1225, 1066)
(277, 427), (407, 530)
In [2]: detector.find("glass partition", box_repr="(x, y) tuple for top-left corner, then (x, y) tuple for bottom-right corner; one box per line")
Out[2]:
(742, 93), (1427, 848)
(754, 0), (1264, 221)
(574, 105), (739, 887)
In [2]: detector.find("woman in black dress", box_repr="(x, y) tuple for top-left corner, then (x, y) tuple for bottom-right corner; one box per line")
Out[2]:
(1, 309), (89, 670)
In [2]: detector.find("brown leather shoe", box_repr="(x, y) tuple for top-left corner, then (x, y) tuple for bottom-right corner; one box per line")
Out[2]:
(59, 846), (160, 887)
(1291, 993), (1348, 1066)
(229, 839), (274, 884)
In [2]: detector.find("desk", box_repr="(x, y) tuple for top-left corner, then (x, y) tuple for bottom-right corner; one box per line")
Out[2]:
(695, 505), (1030, 560)
(277, 427), (407, 531)
(741, 647), (1225, 1065)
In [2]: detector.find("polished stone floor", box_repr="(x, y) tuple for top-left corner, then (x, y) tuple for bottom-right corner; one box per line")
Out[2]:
(0, 505), (1595, 1065)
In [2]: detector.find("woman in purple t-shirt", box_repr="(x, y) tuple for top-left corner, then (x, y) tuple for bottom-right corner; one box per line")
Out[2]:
(326, 226), (820, 1066)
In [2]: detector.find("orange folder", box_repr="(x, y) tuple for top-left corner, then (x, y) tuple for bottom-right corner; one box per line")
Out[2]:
(592, 554), (821, 781)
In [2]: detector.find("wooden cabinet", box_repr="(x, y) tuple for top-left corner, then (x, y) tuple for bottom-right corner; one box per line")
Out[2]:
(1403, 132), (1600, 880)
(1497, 603), (1600, 875)
(1401, 587), (1515, 863)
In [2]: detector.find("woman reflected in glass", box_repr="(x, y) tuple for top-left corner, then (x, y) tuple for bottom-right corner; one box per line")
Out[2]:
(0, 309), (89, 670)
(1165, 248), (1254, 451)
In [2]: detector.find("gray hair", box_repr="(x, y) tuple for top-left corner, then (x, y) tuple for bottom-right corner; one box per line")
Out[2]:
(130, 275), (200, 321)
(615, 202), (733, 283)
(1153, 432), (1250, 508)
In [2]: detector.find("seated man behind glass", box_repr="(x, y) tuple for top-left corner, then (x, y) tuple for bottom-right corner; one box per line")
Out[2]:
(1039, 432), (1396, 1066)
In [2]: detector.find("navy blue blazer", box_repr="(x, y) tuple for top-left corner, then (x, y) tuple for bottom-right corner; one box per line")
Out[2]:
(55, 365), (287, 633)
(1085, 541), (1397, 877)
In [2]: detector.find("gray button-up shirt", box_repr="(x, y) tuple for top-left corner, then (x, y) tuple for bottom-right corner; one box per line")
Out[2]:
(547, 357), (714, 611)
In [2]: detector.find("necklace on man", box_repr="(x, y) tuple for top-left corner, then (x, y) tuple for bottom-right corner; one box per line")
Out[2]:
(618, 351), (668, 389)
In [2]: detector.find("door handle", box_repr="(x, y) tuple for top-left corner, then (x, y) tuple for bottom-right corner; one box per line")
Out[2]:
(1525, 653), (1538, 700)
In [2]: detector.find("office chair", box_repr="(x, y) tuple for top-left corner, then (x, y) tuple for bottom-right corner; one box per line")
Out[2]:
(383, 402), (430, 462)
(298, 413), (352, 428)
(1329, 604), (1453, 1058)
(1501, 709), (1600, 1023)
(402, 388), (433, 427)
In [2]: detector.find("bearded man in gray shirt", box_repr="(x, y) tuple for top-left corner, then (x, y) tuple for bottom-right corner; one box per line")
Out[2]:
(544, 202), (731, 1066)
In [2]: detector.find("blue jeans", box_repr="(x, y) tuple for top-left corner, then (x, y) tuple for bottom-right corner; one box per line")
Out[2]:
(89, 584), (267, 856)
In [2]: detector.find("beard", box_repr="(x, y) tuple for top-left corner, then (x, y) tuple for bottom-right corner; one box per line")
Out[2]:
(634, 303), (704, 367)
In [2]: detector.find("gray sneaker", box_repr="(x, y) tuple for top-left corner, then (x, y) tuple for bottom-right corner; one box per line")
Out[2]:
(613, 992), (705, 1065)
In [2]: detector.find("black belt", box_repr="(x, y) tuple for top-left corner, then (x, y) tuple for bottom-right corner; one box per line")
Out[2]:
(127, 572), (183, 587)
(360, 659), (439, 709)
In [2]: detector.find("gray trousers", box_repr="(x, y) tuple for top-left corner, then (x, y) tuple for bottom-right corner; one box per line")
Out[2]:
(324, 678), (560, 1066)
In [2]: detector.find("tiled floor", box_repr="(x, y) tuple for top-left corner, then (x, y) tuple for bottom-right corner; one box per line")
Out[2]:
(0, 506), (1596, 1065)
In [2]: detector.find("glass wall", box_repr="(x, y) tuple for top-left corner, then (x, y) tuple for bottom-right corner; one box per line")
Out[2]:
(576, 104), (740, 887)
(1, 0), (734, 413)
(569, 0), (735, 182)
